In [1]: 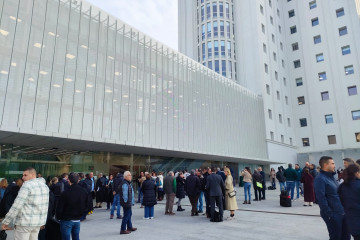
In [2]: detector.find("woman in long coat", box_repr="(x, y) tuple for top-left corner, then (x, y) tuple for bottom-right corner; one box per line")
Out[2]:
(176, 172), (186, 211)
(141, 173), (157, 219)
(224, 168), (238, 220)
(300, 168), (315, 206)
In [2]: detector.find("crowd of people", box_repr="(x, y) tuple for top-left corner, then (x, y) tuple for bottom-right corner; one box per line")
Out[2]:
(0, 157), (359, 239)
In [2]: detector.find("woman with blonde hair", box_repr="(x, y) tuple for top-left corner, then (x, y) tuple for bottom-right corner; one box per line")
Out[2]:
(224, 168), (238, 220)
(0, 178), (8, 202)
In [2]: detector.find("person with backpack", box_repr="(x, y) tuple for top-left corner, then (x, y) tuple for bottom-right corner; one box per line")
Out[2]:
(276, 166), (286, 191)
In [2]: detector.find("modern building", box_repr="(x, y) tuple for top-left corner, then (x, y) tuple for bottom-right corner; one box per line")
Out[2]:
(179, 0), (360, 167)
(0, 0), (272, 180)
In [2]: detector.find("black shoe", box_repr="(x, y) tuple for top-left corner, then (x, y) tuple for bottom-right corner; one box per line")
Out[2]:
(253, 199), (259, 201)
(198, 210), (203, 213)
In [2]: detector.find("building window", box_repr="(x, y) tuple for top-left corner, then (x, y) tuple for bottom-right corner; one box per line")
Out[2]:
(290, 26), (297, 34)
(348, 86), (358, 96)
(220, 21), (224, 36)
(273, 52), (277, 61)
(219, 2), (224, 17)
(269, 0), (272, 7)
(270, 16), (274, 25)
(277, 91), (280, 100)
(213, 2), (217, 17)
(275, 71), (278, 80)
(263, 43), (267, 53)
(328, 135), (337, 145)
(221, 60), (226, 77)
(262, 24), (265, 34)
(270, 131), (274, 140)
(213, 21), (218, 37)
(221, 40), (225, 57)
(202, 43), (206, 60)
(309, 1), (317, 9)
(352, 110), (360, 120)
(207, 22), (212, 38)
(342, 45), (351, 55)
(314, 35), (321, 44)
(321, 91), (329, 101)
(283, 77), (287, 86)
(265, 63), (268, 73)
(207, 41), (212, 59)
(277, 9), (280, 17)
(294, 60), (301, 68)
(281, 135), (284, 143)
(215, 60), (219, 73)
(208, 61), (213, 70)
(300, 118), (307, 127)
(316, 53), (324, 62)
(226, 21), (230, 38)
(296, 78), (303, 86)
(287, 118), (291, 127)
(207, 3), (211, 19)
(214, 40), (219, 57)
(345, 65), (354, 75)
(280, 42), (283, 51)
(260, 4), (264, 14)
(302, 138), (310, 147)
(266, 84), (270, 94)
(225, 3), (230, 18)
(282, 60), (285, 68)
(292, 42), (299, 51)
(227, 41), (231, 57)
(290, 138), (293, 145)
(285, 96), (289, 105)
(289, 9), (295, 18)
(272, 34), (275, 43)
(279, 114), (282, 123)
(325, 114), (334, 124)
(318, 72), (327, 81)
(336, 8), (344, 17)
(311, 17), (319, 26)
(339, 26), (348, 36)
(268, 109), (273, 119)
(278, 25), (282, 34)
(201, 5), (205, 21)
(298, 96), (305, 105)
(202, 24), (205, 40)
(355, 132), (360, 142)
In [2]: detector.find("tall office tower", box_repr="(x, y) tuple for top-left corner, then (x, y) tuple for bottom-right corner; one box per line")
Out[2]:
(179, 0), (360, 165)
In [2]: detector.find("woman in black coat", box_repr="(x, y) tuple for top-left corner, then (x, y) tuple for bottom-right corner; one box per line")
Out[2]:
(141, 174), (157, 219)
(0, 179), (22, 218)
(176, 172), (186, 211)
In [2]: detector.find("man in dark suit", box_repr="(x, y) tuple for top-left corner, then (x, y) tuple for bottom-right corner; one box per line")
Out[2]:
(206, 167), (225, 222)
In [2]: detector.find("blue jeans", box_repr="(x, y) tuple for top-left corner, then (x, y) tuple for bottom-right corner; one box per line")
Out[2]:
(111, 194), (121, 217)
(144, 206), (154, 218)
(60, 220), (80, 240)
(295, 181), (301, 199)
(244, 182), (251, 201)
(271, 178), (276, 188)
(321, 213), (350, 240)
(279, 182), (286, 191)
(286, 181), (295, 200)
(197, 191), (203, 211)
(121, 207), (133, 231)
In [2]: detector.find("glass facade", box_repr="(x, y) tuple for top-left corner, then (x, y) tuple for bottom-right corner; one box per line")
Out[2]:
(0, 0), (268, 179)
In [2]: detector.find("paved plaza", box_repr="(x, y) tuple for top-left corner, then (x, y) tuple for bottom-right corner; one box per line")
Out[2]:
(2, 184), (329, 240)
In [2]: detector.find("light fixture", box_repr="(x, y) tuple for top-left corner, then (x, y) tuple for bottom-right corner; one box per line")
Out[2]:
(9, 16), (21, 22)
(138, 99), (143, 102)
(168, 90), (172, 94)
(151, 110), (155, 112)
(113, 99), (117, 102)
(66, 54), (75, 59)
(75, 90), (81, 93)
(151, 85), (156, 88)
(115, 72), (120, 76)
(11, 62), (16, 67)
(123, 95), (128, 98)
(91, 63), (96, 67)
(48, 32), (56, 36)
(1, 70), (8, 75)
(0, 29), (9, 36)
(131, 65), (136, 69)
(53, 84), (61, 88)
(86, 84), (93, 88)
(151, 73), (156, 76)
(39, 71), (48, 75)
(64, 78), (72, 82)
(173, 115), (177, 118)
(179, 95), (183, 98)
(105, 89), (112, 93)
(34, 43), (44, 48)
(164, 113), (167, 115)
(28, 77), (34, 81)
(80, 45), (88, 49)
(151, 103), (156, 106)
(108, 56), (114, 60)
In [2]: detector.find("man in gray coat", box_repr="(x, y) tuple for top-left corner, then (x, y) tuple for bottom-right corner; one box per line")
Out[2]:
(163, 171), (176, 215)
(206, 167), (225, 222)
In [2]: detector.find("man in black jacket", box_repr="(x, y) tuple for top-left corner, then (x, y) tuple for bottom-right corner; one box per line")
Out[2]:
(206, 167), (225, 222)
(110, 172), (123, 219)
(185, 170), (201, 216)
(56, 173), (88, 240)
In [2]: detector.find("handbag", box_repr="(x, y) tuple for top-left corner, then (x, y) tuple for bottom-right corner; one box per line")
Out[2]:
(0, 230), (7, 240)
(228, 190), (236, 198)
(256, 182), (263, 189)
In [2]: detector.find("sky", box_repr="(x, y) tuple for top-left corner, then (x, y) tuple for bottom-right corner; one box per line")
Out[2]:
(85, 0), (179, 50)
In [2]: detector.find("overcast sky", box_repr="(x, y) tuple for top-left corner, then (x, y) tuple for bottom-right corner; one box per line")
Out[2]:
(86, 0), (179, 50)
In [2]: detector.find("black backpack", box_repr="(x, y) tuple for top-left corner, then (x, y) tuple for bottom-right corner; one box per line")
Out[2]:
(280, 190), (291, 207)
